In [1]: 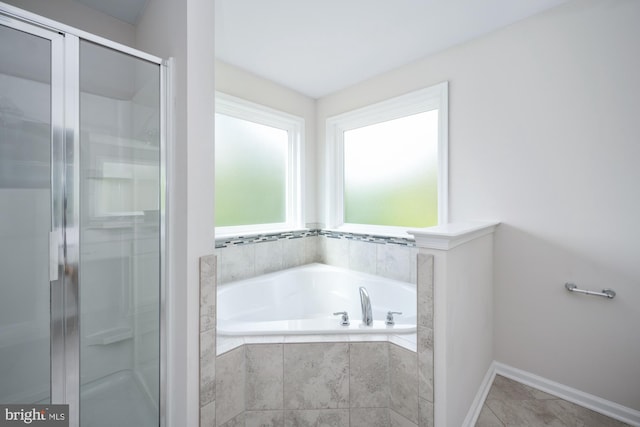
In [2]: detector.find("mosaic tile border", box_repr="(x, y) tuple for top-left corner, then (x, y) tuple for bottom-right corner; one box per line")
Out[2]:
(215, 229), (415, 249)
(319, 230), (415, 247)
(215, 229), (319, 248)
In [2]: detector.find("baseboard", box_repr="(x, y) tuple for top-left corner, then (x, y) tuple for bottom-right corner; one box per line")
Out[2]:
(461, 361), (640, 427)
(494, 362), (640, 427)
(461, 361), (498, 427)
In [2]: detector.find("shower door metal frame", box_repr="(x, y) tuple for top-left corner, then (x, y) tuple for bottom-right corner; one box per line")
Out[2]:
(63, 33), (80, 427)
(0, 4), (168, 427)
(0, 7), (67, 407)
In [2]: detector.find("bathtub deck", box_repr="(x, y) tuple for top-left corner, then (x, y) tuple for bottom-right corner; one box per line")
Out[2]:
(217, 331), (417, 356)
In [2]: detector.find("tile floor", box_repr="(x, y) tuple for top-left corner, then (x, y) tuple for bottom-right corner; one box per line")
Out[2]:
(475, 375), (630, 427)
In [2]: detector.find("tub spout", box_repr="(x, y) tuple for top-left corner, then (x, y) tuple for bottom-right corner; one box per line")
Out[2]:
(359, 286), (373, 326)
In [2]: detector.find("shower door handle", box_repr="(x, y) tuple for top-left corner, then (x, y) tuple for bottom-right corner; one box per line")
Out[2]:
(49, 230), (60, 281)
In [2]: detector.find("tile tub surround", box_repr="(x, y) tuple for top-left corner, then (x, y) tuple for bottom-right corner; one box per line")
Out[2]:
(389, 344), (419, 424)
(216, 345), (246, 426)
(349, 342), (390, 408)
(200, 254), (217, 427)
(417, 253), (434, 408)
(475, 375), (631, 427)
(318, 231), (419, 284)
(214, 231), (426, 356)
(246, 344), (284, 411)
(215, 342), (422, 427)
(211, 232), (434, 426)
(216, 233), (319, 284)
(215, 229), (418, 285)
(284, 343), (350, 409)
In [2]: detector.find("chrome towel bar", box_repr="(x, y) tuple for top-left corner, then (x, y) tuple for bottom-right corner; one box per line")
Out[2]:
(565, 283), (616, 299)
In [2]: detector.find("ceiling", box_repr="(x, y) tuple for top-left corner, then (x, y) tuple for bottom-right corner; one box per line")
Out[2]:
(76, 0), (570, 99)
(77, 0), (148, 25)
(215, 0), (569, 98)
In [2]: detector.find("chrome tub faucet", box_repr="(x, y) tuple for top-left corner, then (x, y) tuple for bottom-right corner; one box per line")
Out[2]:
(359, 286), (373, 326)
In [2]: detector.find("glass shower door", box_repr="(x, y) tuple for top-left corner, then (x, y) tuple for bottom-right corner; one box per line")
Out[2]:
(78, 40), (161, 427)
(0, 9), (164, 425)
(0, 21), (61, 405)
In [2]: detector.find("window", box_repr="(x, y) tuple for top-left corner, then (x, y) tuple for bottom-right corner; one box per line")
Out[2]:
(215, 93), (304, 236)
(325, 82), (448, 234)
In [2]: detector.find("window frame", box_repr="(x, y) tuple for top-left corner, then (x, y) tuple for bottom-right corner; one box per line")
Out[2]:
(325, 82), (448, 235)
(215, 92), (304, 237)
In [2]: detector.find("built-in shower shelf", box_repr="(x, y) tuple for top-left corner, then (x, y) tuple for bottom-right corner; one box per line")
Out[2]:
(86, 176), (134, 180)
(89, 133), (159, 151)
(86, 327), (133, 346)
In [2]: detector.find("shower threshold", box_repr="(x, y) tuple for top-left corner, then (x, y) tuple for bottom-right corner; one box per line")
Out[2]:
(80, 370), (157, 427)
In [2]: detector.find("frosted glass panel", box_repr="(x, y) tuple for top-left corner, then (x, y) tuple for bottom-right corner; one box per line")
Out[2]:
(0, 24), (51, 404)
(344, 110), (439, 227)
(215, 113), (287, 226)
(79, 40), (160, 427)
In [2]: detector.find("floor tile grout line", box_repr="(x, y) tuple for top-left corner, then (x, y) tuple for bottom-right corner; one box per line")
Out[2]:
(479, 375), (631, 427)
(486, 403), (506, 427)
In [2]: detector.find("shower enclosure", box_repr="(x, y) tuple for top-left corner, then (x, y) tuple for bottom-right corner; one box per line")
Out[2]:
(0, 5), (166, 427)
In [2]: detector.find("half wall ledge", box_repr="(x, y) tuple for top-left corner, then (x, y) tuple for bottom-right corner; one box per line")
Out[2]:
(408, 221), (500, 250)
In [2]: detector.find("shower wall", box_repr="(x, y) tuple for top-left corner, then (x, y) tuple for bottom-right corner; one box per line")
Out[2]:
(75, 37), (162, 427)
(79, 91), (136, 385)
(79, 82), (160, 407)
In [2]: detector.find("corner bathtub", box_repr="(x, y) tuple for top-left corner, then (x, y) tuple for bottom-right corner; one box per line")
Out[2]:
(217, 263), (416, 336)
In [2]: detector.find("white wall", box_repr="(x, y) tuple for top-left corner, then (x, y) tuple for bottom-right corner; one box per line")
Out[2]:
(2, 0), (135, 47)
(136, 0), (215, 426)
(317, 0), (640, 412)
(215, 60), (318, 226)
(445, 235), (494, 427)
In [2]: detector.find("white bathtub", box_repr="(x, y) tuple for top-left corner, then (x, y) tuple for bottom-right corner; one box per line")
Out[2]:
(217, 263), (417, 336)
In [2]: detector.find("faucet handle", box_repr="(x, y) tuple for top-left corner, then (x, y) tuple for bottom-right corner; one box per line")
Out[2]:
(333, 311), (350, 326)
(385, 311), (402, 326)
